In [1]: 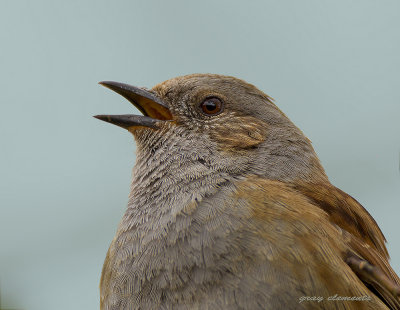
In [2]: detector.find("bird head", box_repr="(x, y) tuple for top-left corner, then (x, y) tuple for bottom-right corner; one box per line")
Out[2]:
(95, 74), (328, 184)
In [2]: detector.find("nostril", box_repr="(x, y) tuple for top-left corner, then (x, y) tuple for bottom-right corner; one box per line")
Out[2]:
(197, 158), (207, 165)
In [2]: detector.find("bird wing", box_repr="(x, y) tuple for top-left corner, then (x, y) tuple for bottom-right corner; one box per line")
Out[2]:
(235, 177), (397, 308)
(292, 182), (400, 309)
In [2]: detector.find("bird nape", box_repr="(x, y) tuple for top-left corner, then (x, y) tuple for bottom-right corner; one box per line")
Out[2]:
(94, 73), (400, 310)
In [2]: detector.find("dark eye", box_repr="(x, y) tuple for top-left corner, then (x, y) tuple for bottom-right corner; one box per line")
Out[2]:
(200, 97), (223, 115)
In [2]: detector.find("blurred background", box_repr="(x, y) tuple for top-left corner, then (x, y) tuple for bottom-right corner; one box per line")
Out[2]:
(1, 0), (399, 309)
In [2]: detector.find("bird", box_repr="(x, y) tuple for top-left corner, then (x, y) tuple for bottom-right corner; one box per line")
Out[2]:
(94, 74), (400, 310)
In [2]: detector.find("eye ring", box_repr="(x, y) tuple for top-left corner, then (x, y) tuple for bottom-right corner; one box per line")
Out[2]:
(200, 97), (224, 116)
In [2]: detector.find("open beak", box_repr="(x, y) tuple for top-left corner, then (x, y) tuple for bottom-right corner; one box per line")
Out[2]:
(94, 81), (172, 130)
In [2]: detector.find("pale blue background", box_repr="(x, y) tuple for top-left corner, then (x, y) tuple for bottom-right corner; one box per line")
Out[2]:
(1, 0), (399, 309)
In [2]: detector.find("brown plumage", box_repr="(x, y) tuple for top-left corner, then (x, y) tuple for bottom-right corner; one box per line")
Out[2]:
(95, 74), (400, 309)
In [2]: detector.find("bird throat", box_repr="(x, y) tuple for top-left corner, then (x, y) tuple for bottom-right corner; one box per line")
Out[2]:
(122, 124), (239, 234)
